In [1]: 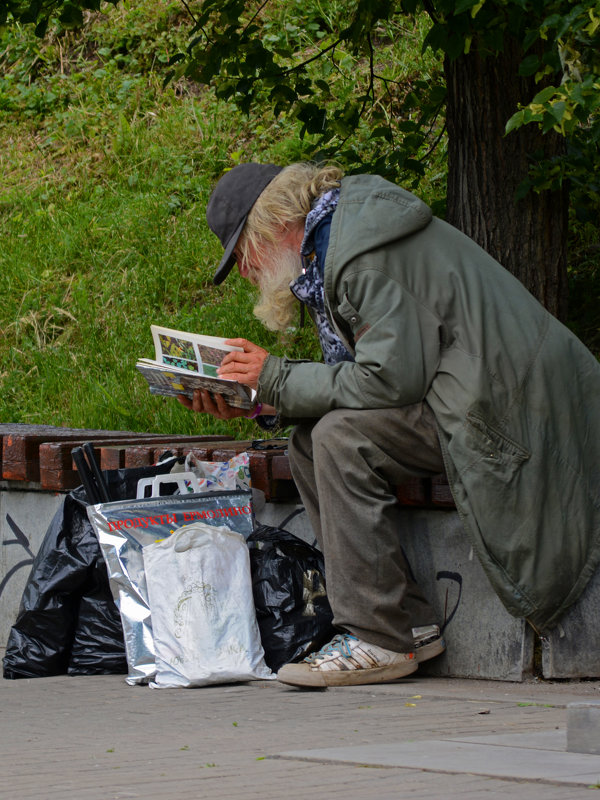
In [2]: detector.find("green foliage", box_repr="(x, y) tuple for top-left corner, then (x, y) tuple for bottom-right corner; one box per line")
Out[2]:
(4, 0), (599, 204)
(567, 217), (600, 355)
(1, 0), (117, 37)
(504, 2), (600, 221)
(167, 1), (447, 189)
(158, 0), (599, 205)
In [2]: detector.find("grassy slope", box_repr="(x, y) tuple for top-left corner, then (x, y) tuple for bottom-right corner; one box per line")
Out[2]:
(0, 1), (597, 438)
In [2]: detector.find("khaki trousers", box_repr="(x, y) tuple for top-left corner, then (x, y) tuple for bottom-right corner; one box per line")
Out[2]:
(288, 402), (445, 652)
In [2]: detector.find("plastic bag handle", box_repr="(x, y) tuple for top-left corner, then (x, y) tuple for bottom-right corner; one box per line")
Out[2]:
(136, 472), (203, 499)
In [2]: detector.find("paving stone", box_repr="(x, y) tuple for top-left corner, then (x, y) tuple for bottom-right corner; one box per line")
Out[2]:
(279, 735), (600, 785)
(568, 701), (600, 755)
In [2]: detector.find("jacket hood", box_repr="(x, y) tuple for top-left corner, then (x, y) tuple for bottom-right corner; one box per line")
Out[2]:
(328, 174), (433, 268)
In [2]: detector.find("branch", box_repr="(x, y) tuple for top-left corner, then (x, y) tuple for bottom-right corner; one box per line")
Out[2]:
(419, 117), (446, 162)
(421, 0), (439, 24)
(336, 34), (376, 154)
(240, 0), (272, 40)
(276, 37), (343, 78)
(365, 27), (375, 106)
(178, 0), (199, 25)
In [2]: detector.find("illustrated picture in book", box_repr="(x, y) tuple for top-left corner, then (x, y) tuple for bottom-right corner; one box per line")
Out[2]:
(136, 325), (255, 410)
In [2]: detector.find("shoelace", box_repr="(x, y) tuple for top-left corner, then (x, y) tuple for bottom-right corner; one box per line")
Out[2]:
(305, 633), (358, 663)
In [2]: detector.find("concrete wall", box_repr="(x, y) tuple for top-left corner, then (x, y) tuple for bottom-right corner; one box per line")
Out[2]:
(0, 482), (66, 648)
(398, 507), (535, 681)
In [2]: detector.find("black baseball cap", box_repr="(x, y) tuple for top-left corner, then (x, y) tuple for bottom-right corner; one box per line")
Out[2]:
(206, 163), (283, 285)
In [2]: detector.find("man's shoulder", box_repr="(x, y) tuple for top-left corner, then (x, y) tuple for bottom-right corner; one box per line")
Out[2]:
(340, 174), (428, 208)
(331, 175), (432, 261)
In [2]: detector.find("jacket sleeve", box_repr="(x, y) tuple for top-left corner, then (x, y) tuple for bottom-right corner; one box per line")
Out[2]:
(257, 266), (443, 418)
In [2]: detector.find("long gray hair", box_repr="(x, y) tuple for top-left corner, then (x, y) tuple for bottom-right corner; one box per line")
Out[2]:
(237, 162), (343, 265)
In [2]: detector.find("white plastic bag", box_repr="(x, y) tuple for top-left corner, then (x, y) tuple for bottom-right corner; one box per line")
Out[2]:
(142, 521), (274, 688)
(88, 490), (253, 685)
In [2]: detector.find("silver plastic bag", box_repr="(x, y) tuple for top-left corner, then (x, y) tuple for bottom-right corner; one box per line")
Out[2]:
(143, 521), (273, 688)
(87, 490), (253, 685)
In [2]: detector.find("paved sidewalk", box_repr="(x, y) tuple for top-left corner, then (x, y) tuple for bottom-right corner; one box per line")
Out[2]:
(2, 663), (600, 800)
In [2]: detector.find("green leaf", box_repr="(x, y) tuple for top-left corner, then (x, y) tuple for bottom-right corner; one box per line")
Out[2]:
(532, 85), (558, 105)
(429, 85), (447, 105)
(454, 0), (479, 15)
(371, 125), (393, 141)
(401, 0), (420, 12)
(34, 16), (48, 37)
(542, 112), (558, 133)
(522, 29), (540, 52)
(515, 178), (533, 200)
(518, 54), (540, 76)
(296, 102), (327, 135)
(505, 109), (525, 134)
(523, 107), (543, 124)
(269, 86), (298, 105)
(20, 0), (42, 25)
(423, 23), (449, 54)
(548, 100), (566, 122)
(314, 80), (331, 94)
(59, 3), (84, 28)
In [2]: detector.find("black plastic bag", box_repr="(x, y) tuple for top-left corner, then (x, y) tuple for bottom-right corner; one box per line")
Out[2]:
(247, 524), (335, 673)
(2, 489), (127, 679)
(3, 457), (181, 680)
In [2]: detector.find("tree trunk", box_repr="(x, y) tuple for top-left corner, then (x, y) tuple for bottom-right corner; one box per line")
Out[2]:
(444, 38), (569, 320)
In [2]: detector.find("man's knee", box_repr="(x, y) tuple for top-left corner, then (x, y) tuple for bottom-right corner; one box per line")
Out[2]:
(288, 411), (357, 471)
(312, 409), (358, 445)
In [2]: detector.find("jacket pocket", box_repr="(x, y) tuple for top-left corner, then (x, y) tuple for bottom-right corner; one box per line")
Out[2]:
(465, 411), (530, 467)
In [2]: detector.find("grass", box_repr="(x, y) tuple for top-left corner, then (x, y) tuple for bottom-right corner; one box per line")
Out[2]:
(0, 44), (322, 436)
(0, 1), (598, 437)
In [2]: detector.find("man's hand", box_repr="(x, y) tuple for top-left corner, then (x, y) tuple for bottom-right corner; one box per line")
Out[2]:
(177, 390), (248, 420)
(217, 338), (269, 390)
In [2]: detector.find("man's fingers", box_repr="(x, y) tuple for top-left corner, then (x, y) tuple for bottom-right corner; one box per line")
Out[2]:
(218, 347), (268, 391)
(221, 351), (253, 366)
(193, 389), (217, 414)
(225, 337), (260, 351)
(220, 358), (257, 374)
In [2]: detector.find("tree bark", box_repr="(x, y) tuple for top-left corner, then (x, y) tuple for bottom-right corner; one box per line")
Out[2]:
(444, 38), (569, 320)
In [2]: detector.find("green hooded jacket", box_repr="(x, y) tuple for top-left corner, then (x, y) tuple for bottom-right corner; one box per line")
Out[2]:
(257, 174), (600, 632)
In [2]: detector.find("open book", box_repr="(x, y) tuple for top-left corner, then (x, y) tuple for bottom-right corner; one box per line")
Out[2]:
(136, 325), (255, 410)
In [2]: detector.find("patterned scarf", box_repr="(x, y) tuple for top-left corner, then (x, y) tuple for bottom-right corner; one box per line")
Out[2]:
(291, 188), (354, 365)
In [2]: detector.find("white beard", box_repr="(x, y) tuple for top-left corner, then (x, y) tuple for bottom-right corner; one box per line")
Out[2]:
(252, 246), (303, 331)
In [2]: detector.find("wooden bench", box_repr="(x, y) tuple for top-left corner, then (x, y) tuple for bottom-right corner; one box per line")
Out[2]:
(0, 424), (454, 506)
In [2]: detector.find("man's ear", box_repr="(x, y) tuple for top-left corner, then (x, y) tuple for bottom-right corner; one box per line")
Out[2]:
(280, 223), (304, 252)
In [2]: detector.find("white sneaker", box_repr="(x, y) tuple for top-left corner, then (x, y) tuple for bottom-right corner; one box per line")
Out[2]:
(412, 624), (446, 663)
(277, 633), (417, 687)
